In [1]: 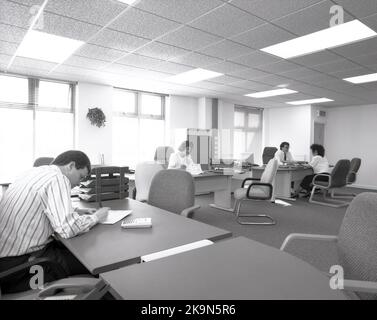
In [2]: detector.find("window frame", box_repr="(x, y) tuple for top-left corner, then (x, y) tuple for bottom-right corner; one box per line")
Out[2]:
(0, 72), (76, 160)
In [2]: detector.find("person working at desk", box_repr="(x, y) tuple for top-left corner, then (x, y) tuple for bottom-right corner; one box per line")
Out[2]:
(299, 144), (330, 197)
(168, 140), (194, 170)
(274, 142), (295, 165)
(0, 150), (109, 294)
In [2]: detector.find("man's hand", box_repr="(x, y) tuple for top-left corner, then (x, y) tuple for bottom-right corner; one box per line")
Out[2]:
(180, 165), (187, 170)
(93, 207), (110, 223)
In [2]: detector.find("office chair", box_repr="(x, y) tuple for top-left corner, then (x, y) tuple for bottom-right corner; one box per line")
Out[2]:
(0, 257), (108, 300)
(134, 162), (164, 202)
(33, 157), (54, 167)
(330, 158), (361, 199)
(262, 147), (278, 165)
(148, 169), (200, 218)
(233, 159), (278, 225)
(154, 146), (174, 169)
(309, 159), (351, 207)
(281, 192), (377, 300)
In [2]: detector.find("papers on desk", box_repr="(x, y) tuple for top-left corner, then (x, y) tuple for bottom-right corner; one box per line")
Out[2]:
(100, 210), (132, 225)
(186, 163), (203, 175)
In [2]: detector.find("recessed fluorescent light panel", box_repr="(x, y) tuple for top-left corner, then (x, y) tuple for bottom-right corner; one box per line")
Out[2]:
(343, 73), (377, 84)
(16, 30), (84, 63)
(261, 20), (377, 59)
(286, 98), (333, 105)
(245, 88), (297, 98)
(166, 68), (223, 84)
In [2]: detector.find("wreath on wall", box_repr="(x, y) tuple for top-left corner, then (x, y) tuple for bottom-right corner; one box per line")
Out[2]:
(87, 107), (106, 128)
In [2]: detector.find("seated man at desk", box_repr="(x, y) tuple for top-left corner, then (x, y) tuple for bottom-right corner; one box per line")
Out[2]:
(274, 141), (295, 165)
(168, 140), (195, 170)
(299, 144), (330, 196)
(0, 150), (109, 294)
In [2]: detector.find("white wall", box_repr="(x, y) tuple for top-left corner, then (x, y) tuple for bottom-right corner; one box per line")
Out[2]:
(324, 104), (377, 189)
(76, 82), (113, 165)
(263, 105), (312, 161)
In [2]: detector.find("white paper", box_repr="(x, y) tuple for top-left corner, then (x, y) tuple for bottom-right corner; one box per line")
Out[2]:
(187, 163), (203, 175)
(100, 210), (132, 225)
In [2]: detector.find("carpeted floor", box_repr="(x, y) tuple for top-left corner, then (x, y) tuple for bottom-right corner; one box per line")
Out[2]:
(192, 187), (375, 273)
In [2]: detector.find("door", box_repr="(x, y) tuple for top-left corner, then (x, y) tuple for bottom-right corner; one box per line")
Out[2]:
(314, 122), (325, 145)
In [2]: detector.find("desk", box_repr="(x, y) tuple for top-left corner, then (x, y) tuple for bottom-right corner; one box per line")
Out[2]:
(100, 236), (347, 300)
(252, 166), (313, 201)
(61, 198), (231, 274)
(193, 172), (233, 212)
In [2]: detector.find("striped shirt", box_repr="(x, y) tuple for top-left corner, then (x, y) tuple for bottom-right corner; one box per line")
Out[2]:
(0, 165), (98, 258)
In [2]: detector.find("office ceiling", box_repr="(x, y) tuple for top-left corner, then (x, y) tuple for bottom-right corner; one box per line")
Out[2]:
(1, 0), (377, 108)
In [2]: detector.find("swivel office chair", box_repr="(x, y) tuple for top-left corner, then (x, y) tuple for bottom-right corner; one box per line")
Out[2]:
(262, 147), (278, 165)
(134, 162), (164, 202)
(154, 146), (174, 169)
(331, 158), (361, 199)
(33, 157), (54, 167)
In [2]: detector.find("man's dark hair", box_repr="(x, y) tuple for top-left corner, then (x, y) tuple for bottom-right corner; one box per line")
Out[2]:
(310, 144), (325, 157)
(178, 140), (194, 152)
(280, 142), (290, 150)
(52, 150), (91, 173)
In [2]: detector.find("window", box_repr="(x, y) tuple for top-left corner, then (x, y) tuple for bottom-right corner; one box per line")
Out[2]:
(233, 106), (263, 162)
(0, 74), (75, 179)
(112, 88), (165, 169)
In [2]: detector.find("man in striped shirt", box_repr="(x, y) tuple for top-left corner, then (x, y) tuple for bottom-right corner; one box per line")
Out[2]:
(0, 150), (108, 293)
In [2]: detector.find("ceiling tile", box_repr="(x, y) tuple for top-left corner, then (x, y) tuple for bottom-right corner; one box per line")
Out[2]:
(230, 80), (273, 91)
(330, 37), (377, 58)
(75, 44), (127, 62)
(103, 63), (143, 75)
(0, 23), (27, 43)
(135, 42), (190, 60)
(189, 4), (264, 38)
(42, 12), (101, 41)
(256, 60), (301, 73)
(199, 40), (252, 60)
(158, 26), (222, 51)
(290, 50), (342, 67)
(110, 7), (180, 40)
(11, 56), (57, 71)
(299, 73), (337, 84)
(135, 0), (224, 24)
(361, 13), (377, 32)
(333, 0), (377, 19)
(170, 52), (222, 68)
(350, 52), (377, 66)
(256, 74), (292, 85)
(45, 0), (125, 26)
(150, 61), (192, 74)
(210, 75), (243, 84)
(0, 53), (11, 67)
(227, 67), (271, 80)
(0, 40), (18, 56)
(117, 53), (163, 69)
(311, 59), (361, 73)
(330, 67), (373, 79)
(0, 0), (35, 29)
(90, 29), (149, 52)
(64, 55), (109, 70)
(229, 0), (323, 21)
(279, 67), (324, 80)
(231, 51), (281, 67)
(231, 23), (296, 49)
(206, 61), (248, 74)
(211, 84), (247, 94)
(274, 0), (353, 36)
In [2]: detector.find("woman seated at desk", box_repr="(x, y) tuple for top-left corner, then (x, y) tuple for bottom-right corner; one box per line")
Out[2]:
(299, 144), (330, 196)
(275, 141), (295, 165)
(168, 140), (194, 170)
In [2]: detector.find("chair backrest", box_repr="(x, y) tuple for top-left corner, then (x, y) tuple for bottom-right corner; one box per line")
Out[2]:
(347, 158), (361, 184)
(260, 159), (278, 184)
(337, 192), (377, 300)
(148, 169), (195, 215)
(262, 147), (278, 164)
(154, 146), (174, 167)
(135, 162), (164, 202)
(33, 157), (54, 167)
(330, 159), (351, 188)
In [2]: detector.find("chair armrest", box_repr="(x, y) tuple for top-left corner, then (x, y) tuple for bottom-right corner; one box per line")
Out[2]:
(343, 279), (377, 294)
(0, 257), (65, 281)
(312, 174), (331, 187)
(181, 205), (201, 218)
(241, 177), (260, 188)
(246, 182), (273, 200)
(37, 277), (100, 299)
(280, 233), (338, 251)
